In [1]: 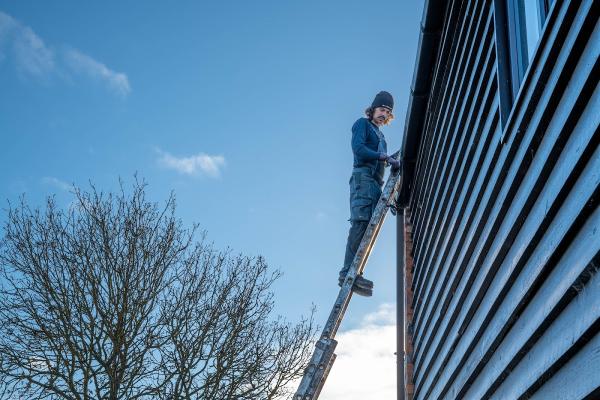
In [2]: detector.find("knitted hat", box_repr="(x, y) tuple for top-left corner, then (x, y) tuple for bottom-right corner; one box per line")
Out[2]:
(371, 91), (394, 111)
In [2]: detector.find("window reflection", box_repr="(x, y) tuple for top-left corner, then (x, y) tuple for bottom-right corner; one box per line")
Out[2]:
(495, 0), (557, 124)
(521, 0), (542, 63)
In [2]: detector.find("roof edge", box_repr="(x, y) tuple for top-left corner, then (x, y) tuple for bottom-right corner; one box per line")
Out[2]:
(398, 0), (446, 206)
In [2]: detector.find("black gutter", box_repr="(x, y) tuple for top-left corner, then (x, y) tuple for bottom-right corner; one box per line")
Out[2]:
(397, 1), (445, 399)
(398, 0), (446, 208)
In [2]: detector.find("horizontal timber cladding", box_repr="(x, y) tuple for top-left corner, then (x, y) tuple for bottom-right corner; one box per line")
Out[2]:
(404, 0), (600, 399)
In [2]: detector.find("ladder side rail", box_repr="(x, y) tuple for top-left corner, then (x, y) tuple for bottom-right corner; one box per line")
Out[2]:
(294, 164), (403, 400)
(295, 338), (338, 398)
(323, 169), (403, 339)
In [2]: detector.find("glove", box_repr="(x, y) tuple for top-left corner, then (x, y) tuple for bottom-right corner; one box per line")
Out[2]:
(387, 156), (401, 170)
(378, 152), (388, 161)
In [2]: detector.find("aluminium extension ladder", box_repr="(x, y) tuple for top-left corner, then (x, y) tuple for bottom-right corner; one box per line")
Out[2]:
(294, 154), (403, 399)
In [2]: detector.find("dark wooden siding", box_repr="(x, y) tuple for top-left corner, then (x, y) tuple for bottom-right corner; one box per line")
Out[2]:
(404, 0), (599, 398)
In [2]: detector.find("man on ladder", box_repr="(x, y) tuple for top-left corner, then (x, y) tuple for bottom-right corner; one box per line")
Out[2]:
(340, 90), (400, 296)
(295, 92), (402, 398)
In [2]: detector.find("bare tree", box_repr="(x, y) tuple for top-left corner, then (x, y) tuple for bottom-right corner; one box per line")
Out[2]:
(0, 179), (315, 400)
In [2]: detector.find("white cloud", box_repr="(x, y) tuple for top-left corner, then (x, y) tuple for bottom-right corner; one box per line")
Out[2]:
(362, 302), (396, 325)
(64, 48), (130, 97)
(291, 303), (397, 399)
(42, 177), (73, 192)
(0, 10), (130, 96)
(0, 11), (54, 78)
(0, 11), (17, 61)
(157, 149), (226, 178)
(13, 24), (54, 77)
(0, 11), (16, 34)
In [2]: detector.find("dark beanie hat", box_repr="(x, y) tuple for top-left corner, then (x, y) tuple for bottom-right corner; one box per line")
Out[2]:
(371, 91), (394, 110)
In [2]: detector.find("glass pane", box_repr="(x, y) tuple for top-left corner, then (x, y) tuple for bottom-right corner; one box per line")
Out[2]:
(521, 0), (542, 63)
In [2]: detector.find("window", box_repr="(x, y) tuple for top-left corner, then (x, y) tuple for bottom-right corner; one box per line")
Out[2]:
(522, 0), (543, 62)
(507, 0), (554, 91)
(493, 0), (555, 126)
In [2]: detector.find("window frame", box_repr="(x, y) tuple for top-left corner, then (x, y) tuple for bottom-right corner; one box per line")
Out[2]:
(493, 0), (554, 127)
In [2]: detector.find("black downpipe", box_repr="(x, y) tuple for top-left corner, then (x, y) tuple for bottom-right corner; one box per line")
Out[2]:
(397, 210), (405, 400)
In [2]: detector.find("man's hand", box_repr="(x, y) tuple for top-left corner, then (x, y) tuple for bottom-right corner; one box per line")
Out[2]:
(378, 152), (388, 161)
(387, 156), (401, 170)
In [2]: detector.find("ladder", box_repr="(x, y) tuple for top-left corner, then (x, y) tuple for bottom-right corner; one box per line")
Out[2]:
(294, 157), (403, 399)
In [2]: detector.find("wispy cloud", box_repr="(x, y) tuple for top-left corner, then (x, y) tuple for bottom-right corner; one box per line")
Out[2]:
(0, 11), (54, 77)
(42, 176), (74, 192)
(156, 148), (226, 178)
(292, 303), (397, 398)
(64, 49), (130, 97)
(0, 11), (16, 35)
(0, 10), (130, 96)
(0, 11), (17, 62)
(13, 24), (54, 78)
(362, 302), (396, 325)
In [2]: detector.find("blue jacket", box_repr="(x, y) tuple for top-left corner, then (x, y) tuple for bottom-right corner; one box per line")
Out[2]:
(351, 117), (387, 184)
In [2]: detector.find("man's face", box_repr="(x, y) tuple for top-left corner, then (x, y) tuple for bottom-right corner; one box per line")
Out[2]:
(372, 106), (391, 126)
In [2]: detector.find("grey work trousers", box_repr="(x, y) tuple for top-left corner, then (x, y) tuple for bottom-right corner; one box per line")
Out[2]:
(340, 169), (382, 278)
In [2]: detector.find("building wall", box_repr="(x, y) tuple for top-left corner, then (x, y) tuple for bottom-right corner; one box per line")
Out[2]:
(403, 0), (599, 398)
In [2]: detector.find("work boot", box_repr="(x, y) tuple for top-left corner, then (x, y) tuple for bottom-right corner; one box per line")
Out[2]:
(354, 275), (374, 289)
(352, 284), (373, 297)
(338, 274), (373, 286)
(337, 274), (374, 297)
(338, 270), (350, 287)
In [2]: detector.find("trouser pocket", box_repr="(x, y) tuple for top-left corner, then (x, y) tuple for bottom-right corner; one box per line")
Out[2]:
(350, 198), (372, 222)
(349, 172), (378, 222)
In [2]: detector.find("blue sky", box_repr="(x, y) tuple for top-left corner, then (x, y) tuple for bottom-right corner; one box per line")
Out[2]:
(1, 0), (422, 394)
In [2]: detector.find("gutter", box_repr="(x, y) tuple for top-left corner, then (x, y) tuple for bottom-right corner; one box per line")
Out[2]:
(398, 0), (446, 207)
